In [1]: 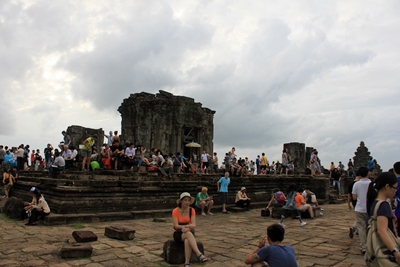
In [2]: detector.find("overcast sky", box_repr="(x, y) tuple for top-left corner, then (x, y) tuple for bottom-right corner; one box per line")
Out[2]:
(1, 0), (399, 171)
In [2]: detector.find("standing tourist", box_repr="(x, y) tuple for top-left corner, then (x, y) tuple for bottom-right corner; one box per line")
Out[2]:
(0, 145), (5, 165)
(368, 156), (375, 178)
(16, 144), (25, 171)
(62, 131), (72, 147)
(256, 155), (261, 175)
(282, 149), (289, 175)
(104, 131), (113, 146)
(201, 151), (209, 174)
(81, 134), (98, 171)
(348, 170), (360, 238)
(44, 144), (53, 170)
(2, 169), (15, 199)
(213, 152), (218, 174)
(393, 162), (400, 234)
(260, 153), (267, 174)
(224, 153), (230, 174)
(310, 149), (321, 177)
(352, 167), (371, 254)
(172, 192), (208, 266)
(365, 172), (400, 265)
(331, 168), (342, 195)
(217, 172), (230, 213)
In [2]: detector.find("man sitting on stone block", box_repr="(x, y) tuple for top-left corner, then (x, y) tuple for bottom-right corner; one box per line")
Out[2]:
(235, 187), (251, 210)
(195, 187), (214, 216)
(244, 224), (298, 267)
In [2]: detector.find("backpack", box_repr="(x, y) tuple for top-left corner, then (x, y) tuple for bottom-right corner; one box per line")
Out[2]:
(365, 200), (400, 267)
(274, 191), (286, 205)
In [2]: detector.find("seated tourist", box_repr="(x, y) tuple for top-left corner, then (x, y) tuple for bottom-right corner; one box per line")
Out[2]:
(266, 188), (287, 210)
(295, 188), (315, 219)
(62, 145), (73, 169)
(125, 143), (136, 170)
(23, 187), (50, 226)
(230, 158), (241, 175)
(195, 187), (214, 216)
(235, 187), (251, 210)
(275, 161), (282, 174)
(244, 224), (298, 267)
(159, 155), (173, 177)
(304, 187), (320, 208)
(2, 169), (15, 199)
(48, 150), (65, 178)
(101, 144), (112, 170)
(110, 140), (124, 170)
(172, 192), (208, 266)
(238, 159), (248, 177)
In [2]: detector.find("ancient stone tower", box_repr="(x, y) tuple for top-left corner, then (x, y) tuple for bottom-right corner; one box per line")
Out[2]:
(118, 90), (215, 157)
(353, 141), (382, 174)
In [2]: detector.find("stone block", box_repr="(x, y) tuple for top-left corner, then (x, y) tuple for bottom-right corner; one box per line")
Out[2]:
(162, 239), (204, 264)
(4, 197), (24, 219)
(271, 206), (284, 218)
(61, 243), (93, 259)
(72, 231), (98, 243)
(301, 206), (321, 219)
(227, 206), (245, 212)
(104, 225), (135, 240)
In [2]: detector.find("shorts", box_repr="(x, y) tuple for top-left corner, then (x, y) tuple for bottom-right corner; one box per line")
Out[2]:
(220, 192), (228, 204)
(81, 149), (92, 157)
(203, 162), (209, 168)
(195, 201), (210, 208)
(297, 204), (310, 211)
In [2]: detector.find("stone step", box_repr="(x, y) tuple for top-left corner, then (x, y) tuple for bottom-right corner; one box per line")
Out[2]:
(39, 202), (267, 225)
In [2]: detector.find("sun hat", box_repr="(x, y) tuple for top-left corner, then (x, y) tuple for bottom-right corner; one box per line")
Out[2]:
(176, 192), (195, 205)
(241, 187), (246, 191)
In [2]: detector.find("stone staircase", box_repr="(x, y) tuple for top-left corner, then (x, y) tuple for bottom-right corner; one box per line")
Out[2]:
(2, 170), (333, 225)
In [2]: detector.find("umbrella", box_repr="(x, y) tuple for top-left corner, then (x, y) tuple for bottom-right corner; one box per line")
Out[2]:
(185, 142), (201, 148)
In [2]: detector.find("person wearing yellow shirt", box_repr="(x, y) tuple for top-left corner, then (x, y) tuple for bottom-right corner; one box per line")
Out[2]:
(260, 153), (267, 174)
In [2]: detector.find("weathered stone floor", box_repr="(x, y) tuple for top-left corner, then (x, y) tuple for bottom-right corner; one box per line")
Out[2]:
(0, 203), (366, 267)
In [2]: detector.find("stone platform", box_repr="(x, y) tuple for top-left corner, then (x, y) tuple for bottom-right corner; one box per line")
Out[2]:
(2, 170), (354, 224)
(0, 203), (367, 267)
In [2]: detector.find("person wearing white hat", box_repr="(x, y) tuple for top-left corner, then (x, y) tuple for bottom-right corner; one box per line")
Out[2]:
(172, 192), (208, 266)
(235, 187), (251, 210)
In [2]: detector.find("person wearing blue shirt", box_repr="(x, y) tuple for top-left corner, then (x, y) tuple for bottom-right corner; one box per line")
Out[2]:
(368, 157), (375, 178)
(217, 172), (230, 213)
(244, 224), (298, 267)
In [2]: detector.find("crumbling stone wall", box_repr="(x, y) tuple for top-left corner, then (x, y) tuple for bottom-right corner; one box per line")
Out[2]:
(284, 142), (306, 172)
(118, 90), (215, 157)
(66, 125), (104, 154)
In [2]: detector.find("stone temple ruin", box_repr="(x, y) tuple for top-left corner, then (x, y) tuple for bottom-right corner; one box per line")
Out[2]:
(353, 141), (382, 174)
(118, 90), (215, 156)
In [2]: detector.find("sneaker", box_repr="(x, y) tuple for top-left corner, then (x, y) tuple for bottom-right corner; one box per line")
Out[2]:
(349, 227), (354, 239)
(2, 195), (6, 198)
(319, 212), (323, 216)
(281, 215), (285, 219)
(279, 222), (285, 227)
(320, 208), (324, 211)
(208, 212), (214, 215)
(300, 222), (307, 226)
(201, 213), (206, 216)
